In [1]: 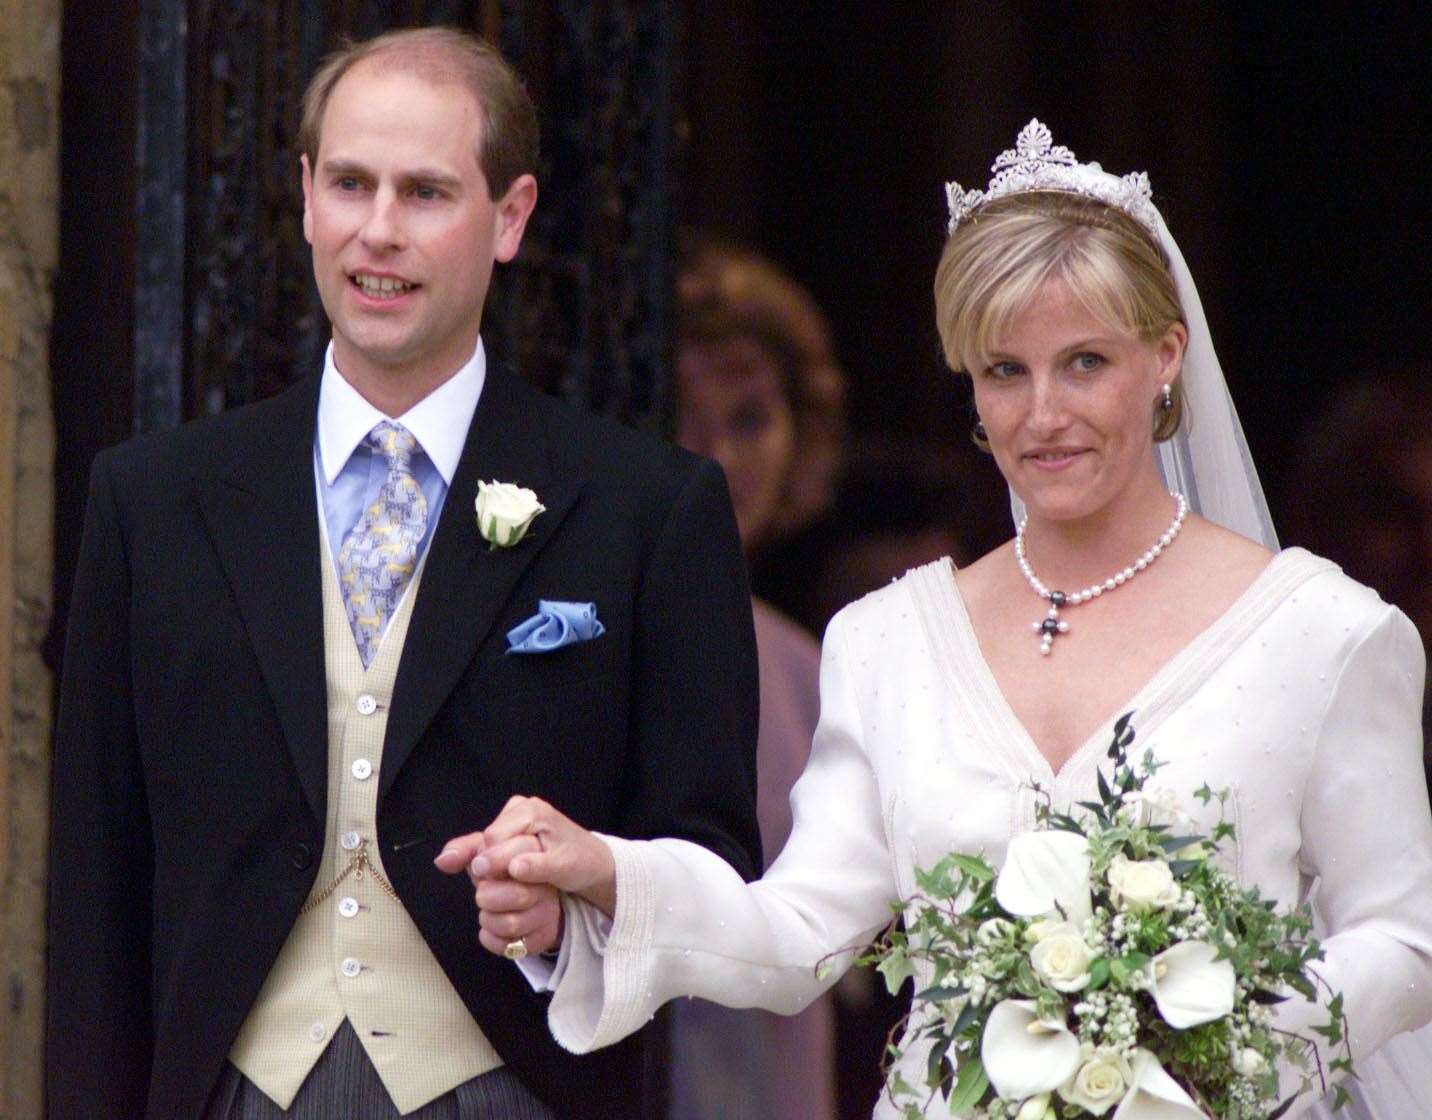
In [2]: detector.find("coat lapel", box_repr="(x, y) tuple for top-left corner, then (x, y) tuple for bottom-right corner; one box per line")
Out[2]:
(380, 368), (583, 799)
(197, 379), (329, 823)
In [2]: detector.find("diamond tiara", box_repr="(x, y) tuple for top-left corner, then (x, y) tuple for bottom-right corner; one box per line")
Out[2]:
(945, 119), (1157, 235)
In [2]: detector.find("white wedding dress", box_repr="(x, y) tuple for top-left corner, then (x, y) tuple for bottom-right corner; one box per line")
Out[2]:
(547, 550), (1432, 1119)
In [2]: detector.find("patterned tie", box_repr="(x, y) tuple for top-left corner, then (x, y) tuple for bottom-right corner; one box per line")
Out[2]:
(336, 421), (429, 667)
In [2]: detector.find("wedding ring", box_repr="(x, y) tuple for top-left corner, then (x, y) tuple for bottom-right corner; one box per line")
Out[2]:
(503, 937), (529, 961)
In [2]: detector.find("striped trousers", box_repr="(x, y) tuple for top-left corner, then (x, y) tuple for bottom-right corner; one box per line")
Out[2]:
(205, 1021), (558, 1119)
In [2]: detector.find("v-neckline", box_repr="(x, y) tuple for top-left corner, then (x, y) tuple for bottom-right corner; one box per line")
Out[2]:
(908, 548), (1335, 785)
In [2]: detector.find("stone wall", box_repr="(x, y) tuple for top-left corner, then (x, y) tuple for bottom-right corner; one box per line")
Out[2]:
(0, 0), (59, 1114)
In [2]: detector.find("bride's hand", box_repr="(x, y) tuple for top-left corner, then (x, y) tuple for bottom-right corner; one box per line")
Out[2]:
(438, 795), (618, 917)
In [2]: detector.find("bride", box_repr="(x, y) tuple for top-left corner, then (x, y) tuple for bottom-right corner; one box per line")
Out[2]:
(438, 122), (1432, 1118)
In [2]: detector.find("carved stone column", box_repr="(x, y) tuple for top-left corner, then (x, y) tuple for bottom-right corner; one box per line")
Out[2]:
(0, 0), (59, 1113)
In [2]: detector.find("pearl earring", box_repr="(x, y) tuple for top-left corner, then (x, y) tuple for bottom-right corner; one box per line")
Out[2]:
(1160, 384), (1174, 411)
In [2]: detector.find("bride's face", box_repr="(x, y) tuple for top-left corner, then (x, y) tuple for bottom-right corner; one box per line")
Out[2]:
(971, 279), (1185, 525)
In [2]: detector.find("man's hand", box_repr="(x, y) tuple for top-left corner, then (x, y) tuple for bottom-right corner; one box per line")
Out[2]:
(437, 795), (618, 939)
(435, 831), (564, 958)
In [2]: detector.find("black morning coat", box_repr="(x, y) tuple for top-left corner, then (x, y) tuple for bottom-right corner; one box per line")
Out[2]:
(46, 365), (762, 1119)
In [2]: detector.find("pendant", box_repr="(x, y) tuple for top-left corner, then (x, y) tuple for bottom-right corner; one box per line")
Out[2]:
(1031, 591), (1069, 656)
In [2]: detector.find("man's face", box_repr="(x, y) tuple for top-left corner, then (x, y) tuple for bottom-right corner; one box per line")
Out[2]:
(301, 63), (535, 392)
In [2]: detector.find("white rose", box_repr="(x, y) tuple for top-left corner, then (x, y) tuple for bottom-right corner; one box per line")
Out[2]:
(1231, 1047), (1267, 1077)
(1107, 855), (1181, 912)
(1059, 1047), (1133, 1116)
(1016, 1093), (1056, 1120)
(1130, 788), (1207, 860)
(1130, 787), (1183, 830)
(475, 480), (545, 547)
(1029, 928), (1094, 992)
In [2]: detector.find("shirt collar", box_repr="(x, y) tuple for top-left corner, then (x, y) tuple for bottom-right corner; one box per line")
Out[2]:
(316, 339), (486, 485)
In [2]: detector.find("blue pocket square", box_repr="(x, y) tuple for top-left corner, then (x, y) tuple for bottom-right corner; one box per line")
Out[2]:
(506, 600), (605, 654)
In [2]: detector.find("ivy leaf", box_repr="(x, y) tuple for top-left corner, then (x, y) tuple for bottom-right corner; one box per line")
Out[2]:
(947, 1057), (989, 1114)
(1286, 972), (1316, 1001)
(947, 853), (995, 882)
(1087, 957), (1111, 990)
(915, 863), (955, 897)
(1109, 952), (1150, 985)
(877, 949), (915, 996)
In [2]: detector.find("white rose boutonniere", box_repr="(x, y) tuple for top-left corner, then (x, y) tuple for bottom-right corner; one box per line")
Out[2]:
(1106, 854), (1181, 912)
(475, 480), (545, 549)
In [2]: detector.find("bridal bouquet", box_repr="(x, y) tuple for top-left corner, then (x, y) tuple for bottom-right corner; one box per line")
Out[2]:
(861, 715), (1352, 1120)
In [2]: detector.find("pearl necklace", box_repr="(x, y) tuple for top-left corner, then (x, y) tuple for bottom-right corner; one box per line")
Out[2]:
(1015, 493), (1188, 656)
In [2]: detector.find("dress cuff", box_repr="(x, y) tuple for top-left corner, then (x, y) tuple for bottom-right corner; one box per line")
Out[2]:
(548, 833), (656, 1053)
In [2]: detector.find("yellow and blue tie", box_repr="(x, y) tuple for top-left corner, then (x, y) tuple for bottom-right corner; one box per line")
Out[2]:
(336, 421), (429, 667)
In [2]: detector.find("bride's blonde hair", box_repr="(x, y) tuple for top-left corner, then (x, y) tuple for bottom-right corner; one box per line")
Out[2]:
(934, 192), (1187, 441)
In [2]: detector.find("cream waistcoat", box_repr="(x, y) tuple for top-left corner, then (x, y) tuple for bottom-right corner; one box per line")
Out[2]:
(229, 525), (500, 1114)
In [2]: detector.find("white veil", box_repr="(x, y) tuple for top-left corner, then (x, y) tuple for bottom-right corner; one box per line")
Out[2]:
(1148, 209), (1278, 550)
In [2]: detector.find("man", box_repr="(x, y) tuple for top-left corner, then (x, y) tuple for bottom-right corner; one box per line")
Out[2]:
(47, 28), (760, 1119)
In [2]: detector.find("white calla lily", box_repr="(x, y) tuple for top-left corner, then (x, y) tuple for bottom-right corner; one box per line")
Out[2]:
(1150, 941), (1236, 1028)
(1111, 1049), (1208, 1119)
(981, 999), (1082, 1100)
(995, 830), (1093, 927)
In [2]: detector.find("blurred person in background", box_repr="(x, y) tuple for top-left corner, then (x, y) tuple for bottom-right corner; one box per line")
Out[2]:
(1284, 366), (1432, 786)
(668, 241), (844, 1120)
(771, 432), (1009, 641)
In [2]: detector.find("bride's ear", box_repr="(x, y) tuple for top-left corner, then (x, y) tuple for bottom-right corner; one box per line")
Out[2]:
(1156, 321), (1189, 383)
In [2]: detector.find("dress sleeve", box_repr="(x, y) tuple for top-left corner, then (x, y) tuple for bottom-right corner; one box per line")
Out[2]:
(1287, 603), (1432, 1065)
(548, 609), (900, 1053)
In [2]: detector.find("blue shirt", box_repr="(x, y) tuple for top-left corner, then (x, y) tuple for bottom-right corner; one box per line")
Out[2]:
(314, 340), (487, 571)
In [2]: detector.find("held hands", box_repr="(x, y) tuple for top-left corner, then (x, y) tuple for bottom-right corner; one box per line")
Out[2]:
(435, 796), (617, 960)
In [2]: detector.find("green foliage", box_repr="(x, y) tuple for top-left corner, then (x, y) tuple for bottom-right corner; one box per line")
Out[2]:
(947, 1057), (989, 1114)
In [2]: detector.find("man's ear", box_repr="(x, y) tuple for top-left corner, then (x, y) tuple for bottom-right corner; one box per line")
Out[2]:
(492, 173), (538, 264)
(300, 154), (315, 245)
